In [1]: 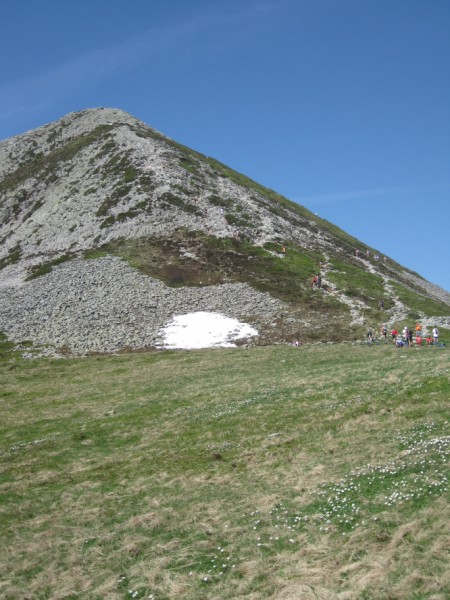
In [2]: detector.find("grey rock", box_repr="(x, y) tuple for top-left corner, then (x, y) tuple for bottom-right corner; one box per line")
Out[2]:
(0, 256), (286, 355)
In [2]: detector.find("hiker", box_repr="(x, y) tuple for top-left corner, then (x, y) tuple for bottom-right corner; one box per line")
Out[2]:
(367, 329), (374, 343)
(415, 323), (422, 334)
(380, 324), (387, 339)
(408, 328), (413, 346)
(310, 275), (318, 288)
(316, 274), (322, 289)
(402, 326), (409, 347)
(281, 245), (286, 258)
(355, 248), (360, 257)
(391, 328), (398, 344)
(432, 326), (439, 344)
(379, 299), (384, 309)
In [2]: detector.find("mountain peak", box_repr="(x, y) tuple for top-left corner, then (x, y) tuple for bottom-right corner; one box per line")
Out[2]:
(0, 109), (449, 355)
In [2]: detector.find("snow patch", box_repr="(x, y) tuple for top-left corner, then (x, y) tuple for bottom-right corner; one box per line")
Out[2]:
(159, 311), (258, 349)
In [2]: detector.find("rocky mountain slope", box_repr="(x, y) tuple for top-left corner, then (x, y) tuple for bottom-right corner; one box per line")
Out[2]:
(1, 108), (449, 355)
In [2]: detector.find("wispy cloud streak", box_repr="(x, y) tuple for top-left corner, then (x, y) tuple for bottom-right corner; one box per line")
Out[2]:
(299, 183), (450, 205)
(0, 1), (283, 125)
(0, 11), (227, 122)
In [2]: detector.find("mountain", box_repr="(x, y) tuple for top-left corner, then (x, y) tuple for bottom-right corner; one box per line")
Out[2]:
(0, 108), (449, 355)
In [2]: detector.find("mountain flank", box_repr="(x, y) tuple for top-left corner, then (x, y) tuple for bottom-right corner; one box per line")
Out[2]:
(0, 108), (449, 355)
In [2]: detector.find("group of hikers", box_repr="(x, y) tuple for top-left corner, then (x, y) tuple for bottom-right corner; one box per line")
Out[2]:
(355, 248), (387, 262)
(279, 246), (443, 349)
(369, 323), (440, 347)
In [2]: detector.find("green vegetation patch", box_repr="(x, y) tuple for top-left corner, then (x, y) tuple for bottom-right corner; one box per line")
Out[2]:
(389, 281), (450, 317)
(208, 194), (233, 208)
(26, 253), (75, 280)
(0, 331), (18, 359)
(224, 211), (254, 228)
(0, 243), (22, 271)
(159, 192), (202, 216)
(327, 259), (386, 308)
(102, 231), (322, 299)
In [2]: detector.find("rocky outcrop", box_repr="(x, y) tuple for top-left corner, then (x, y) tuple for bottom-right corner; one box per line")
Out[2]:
(0, 108), (325, 274)
(0, 256), (285, 354)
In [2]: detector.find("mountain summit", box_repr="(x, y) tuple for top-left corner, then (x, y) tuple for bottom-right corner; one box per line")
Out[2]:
(0, 108), (449, 355)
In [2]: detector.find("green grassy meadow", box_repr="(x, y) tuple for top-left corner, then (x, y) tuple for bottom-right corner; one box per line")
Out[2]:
(1, 342), (449, 599)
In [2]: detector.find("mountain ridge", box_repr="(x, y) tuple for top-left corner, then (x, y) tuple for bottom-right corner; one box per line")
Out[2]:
(1, 108), (449, 355)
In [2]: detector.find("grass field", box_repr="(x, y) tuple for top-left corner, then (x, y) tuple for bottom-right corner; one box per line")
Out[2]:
(0, 342), (449, 599)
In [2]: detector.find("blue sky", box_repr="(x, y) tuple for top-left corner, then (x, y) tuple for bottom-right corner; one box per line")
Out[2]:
(1, 0), (449, 291)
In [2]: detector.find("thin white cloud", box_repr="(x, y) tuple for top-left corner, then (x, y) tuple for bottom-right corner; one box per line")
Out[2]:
(299, 183), (450, 205)
(0, 1), (283, 124)
(0, 16), (206, 121)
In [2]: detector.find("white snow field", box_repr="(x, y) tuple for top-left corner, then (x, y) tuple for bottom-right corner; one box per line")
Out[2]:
(159, 311), (258, 349)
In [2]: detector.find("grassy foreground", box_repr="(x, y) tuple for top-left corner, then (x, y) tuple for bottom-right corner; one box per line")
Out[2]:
(0, 343), (449, 599)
